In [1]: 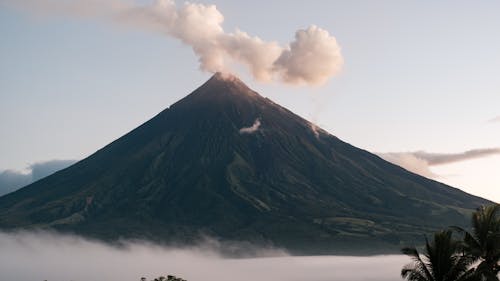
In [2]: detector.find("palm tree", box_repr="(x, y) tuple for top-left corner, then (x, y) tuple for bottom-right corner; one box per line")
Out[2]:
(454, 204), (500, 281)
(401, 230), (475, 281)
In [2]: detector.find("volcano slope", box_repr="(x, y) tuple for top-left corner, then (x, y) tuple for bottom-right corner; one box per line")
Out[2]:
(0, 73), (490, 254)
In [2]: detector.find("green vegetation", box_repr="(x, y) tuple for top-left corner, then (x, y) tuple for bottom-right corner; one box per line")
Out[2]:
(402, 204), (500, 281)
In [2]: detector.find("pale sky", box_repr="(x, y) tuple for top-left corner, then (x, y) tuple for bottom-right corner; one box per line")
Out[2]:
(0, 0), (499, 202)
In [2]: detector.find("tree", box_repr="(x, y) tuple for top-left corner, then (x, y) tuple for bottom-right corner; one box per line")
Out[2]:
(401, 230), (475, 281)
(167, 275), (186, 281)
(454, 204), (500, 281)
(141, 275), (186, 281)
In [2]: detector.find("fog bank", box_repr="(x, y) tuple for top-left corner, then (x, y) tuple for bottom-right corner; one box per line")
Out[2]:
(0, 231), (406, 281)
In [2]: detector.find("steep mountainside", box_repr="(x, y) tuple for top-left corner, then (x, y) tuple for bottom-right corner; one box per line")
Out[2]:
(0, 73), (490, 254)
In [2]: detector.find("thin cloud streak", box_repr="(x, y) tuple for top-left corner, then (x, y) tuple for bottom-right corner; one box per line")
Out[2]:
(414, 148), (500, 166)
(2, 0), (343, 86)
(378, 152), (437, 178)
(378, 148), (500, 179)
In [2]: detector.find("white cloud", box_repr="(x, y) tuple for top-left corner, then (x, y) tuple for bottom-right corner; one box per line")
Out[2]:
(378, 152), (437, 178)
(378, 148), (500, 179)
(2, 0), (343, 86)
(239, 119), (261, 134)
(274, 26), (343, 85)
(412, 148), (500, 165)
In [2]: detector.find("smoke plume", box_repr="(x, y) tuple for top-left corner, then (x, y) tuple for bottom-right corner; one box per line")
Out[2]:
(309, 122), (321, 139)
(2, 0), (343, 85)
(239, 119), (261, 134)
(378, 148), (500, 179)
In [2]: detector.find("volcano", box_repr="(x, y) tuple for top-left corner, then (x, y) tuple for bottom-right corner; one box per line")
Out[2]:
(0, 73), (489, 254)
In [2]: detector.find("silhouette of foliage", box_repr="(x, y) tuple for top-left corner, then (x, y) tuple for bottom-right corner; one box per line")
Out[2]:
(402, 204), (500, 281)
(454, 204), (500, 281)
(140, 275), (186, 281)
(401, 230), (475, 281)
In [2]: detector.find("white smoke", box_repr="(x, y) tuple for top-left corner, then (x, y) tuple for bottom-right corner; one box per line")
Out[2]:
(0, 231), (406, 281)
(378, 148), (500, 179)
(2, 0), (343, 85)
(310, 122), (320, 139)
(239, 119), (261, 134)
(274, 26), (343, 85)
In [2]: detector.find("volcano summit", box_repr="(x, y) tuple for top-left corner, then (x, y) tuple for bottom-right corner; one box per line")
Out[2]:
(0, 73), (489, 254)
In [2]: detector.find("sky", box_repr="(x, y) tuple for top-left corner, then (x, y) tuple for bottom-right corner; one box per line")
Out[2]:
(0, 0), (499, 202)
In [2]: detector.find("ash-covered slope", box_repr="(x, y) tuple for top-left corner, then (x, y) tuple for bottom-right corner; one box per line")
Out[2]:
(0, 73), (490, 254)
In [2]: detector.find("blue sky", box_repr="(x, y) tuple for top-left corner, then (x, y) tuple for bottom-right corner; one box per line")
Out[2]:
(0, 0), (499, 201)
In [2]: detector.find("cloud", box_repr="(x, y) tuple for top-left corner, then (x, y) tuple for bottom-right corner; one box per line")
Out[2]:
(30, 159), (77, 181)
(239, 119), (261, 134)
(412, 148), (500, 165)
(1, 0), (343, 86)
(378, 148), (500, 178)
(273, 26), (343, 85)
(488, 116), (500, 123)
(378, 152), (438, 178)
(0, 159), (77, 196)
(0, 170), (32, 196)
(0, 231), (405, 281)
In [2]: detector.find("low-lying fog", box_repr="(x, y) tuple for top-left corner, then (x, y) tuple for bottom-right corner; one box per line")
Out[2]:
(0, 231), (407, 281)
